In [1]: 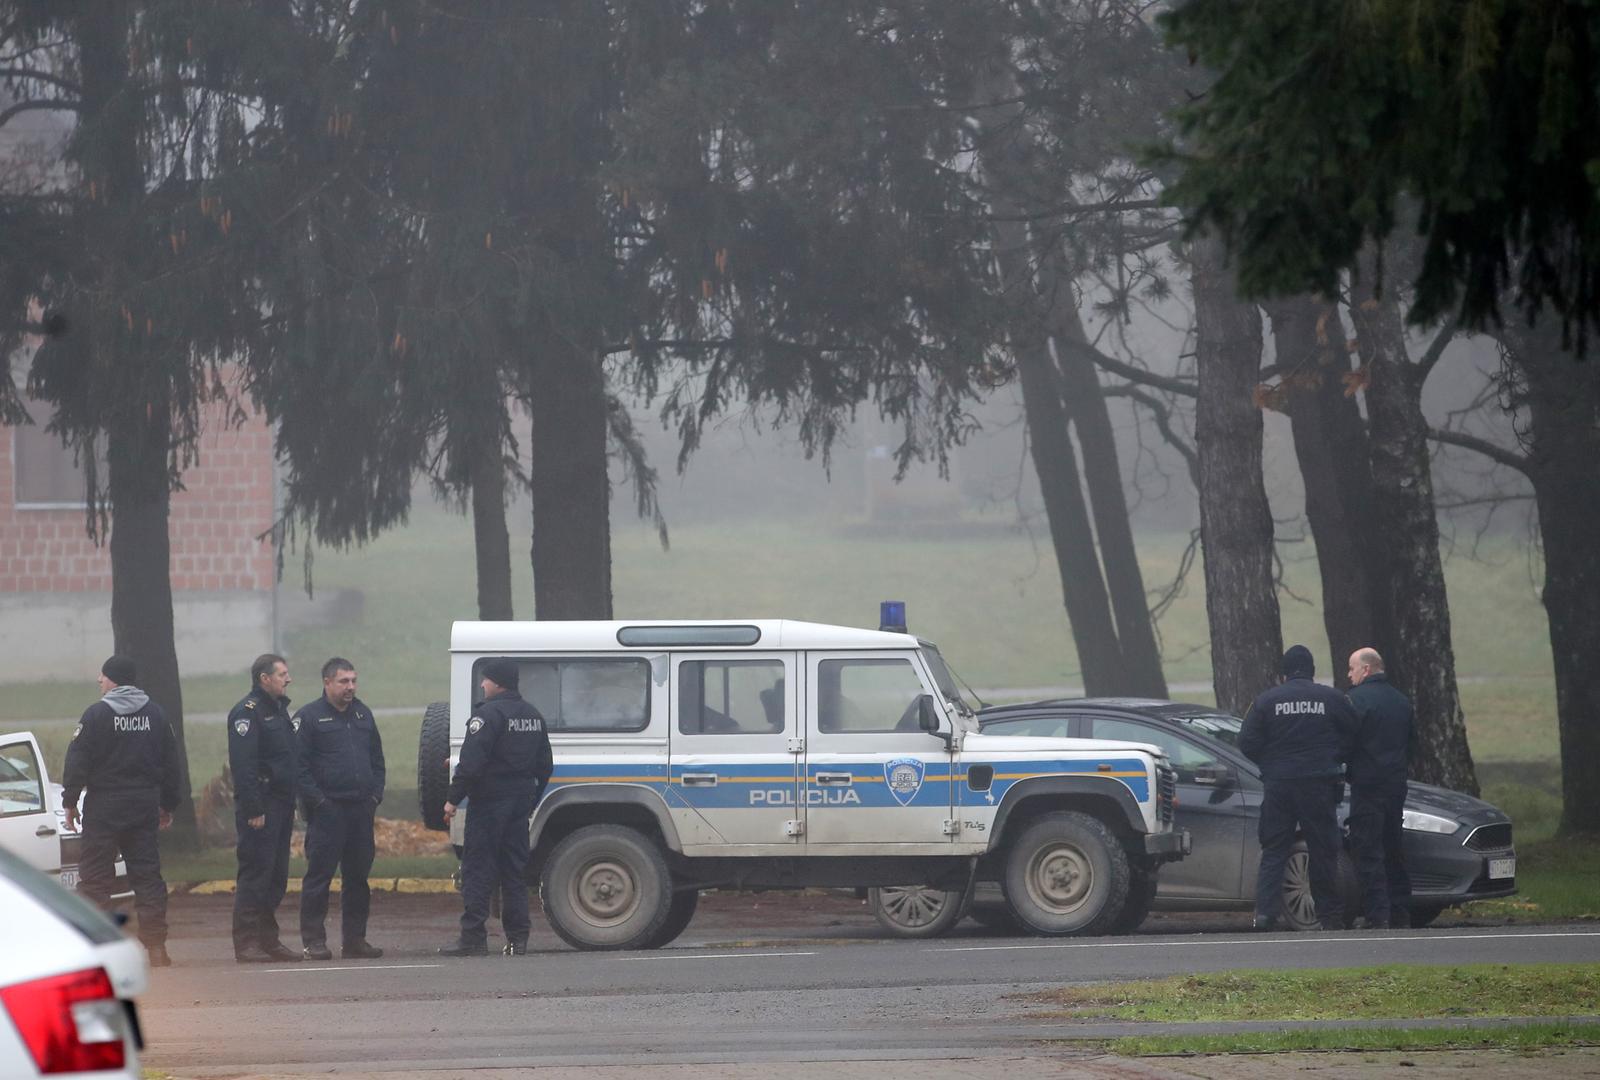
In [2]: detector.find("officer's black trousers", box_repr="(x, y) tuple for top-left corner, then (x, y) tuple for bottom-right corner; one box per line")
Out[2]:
(459, 791), (537, 947)
(1255, 777), (1343, 926)
(79, 792), (167, 947)
(232, 795), (294, 954)
(299, 798), (376, 948)
(1348, 780), (1411, 927)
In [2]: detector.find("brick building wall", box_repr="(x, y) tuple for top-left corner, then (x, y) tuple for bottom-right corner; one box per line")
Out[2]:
(0, 395), (278, 680)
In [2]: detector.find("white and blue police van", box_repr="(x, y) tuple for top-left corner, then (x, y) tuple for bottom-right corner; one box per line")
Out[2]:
(417, 610), (1187, 950)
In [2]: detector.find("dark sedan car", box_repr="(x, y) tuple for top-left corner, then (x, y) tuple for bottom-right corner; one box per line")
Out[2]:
(869, 698), (1516, 936)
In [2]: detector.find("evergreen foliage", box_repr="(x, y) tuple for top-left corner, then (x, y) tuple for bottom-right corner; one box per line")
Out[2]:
(1160, 0), (1600, 347)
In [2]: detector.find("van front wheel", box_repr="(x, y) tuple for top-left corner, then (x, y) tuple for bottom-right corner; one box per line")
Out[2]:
(540, 824), (673, 951)
(1003, 811), (1130, 936)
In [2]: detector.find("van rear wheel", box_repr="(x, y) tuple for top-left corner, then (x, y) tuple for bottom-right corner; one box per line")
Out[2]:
(868, 884), (969, 939)
(540, 824), (672, 951)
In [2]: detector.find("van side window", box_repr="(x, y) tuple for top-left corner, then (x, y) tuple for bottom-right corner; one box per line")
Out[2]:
(817, 658), (925, 734)
(678, 660), (785, 735)
(473, 658), (650, 732)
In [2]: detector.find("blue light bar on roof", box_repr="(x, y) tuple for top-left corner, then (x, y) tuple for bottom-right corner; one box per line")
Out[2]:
(879, 600), (907, 634)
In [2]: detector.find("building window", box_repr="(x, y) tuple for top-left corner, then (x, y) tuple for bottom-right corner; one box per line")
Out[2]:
(12, 396), (87, 508)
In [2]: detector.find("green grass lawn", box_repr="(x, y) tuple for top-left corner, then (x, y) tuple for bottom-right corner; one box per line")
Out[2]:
(0, 503), (1563, 813)
(1023, 964), (1600, 1022)
(1090, 1022), (1600, 1056)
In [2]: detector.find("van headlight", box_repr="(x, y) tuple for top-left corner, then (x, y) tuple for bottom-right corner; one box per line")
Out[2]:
(1401, 809), (1458, 834)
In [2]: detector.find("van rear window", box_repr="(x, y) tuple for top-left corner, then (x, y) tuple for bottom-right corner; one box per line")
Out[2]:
(473, 658), (650, 732)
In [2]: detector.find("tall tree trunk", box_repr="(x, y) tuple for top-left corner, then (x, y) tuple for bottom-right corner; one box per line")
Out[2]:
(469, 427), (513, 621)
(1347, 265), (1477, 794)
(106, 403), (195, 846)
(79, 0), (195, 846)
(1506, 328), (1600, 834)
(1190, 239), (1283, 716)
(1043, 260), (1168, 698)
(1266, 297), (1390, 684)
(528, 338), (612, 620)
(990, 240), (1127, 690)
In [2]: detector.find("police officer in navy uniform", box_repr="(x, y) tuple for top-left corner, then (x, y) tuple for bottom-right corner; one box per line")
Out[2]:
(228, 654), (301, 963)
(1239, 645), (1357, 931)
(1346, 647), (1416, 928)
(62, 655), (186, 967)
(293, 657), (385, 961)
(439, 659), (553, 957)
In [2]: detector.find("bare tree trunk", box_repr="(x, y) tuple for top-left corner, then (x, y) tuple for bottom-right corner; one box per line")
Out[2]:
(1266, 297), (1390, 684)
(528, 338), (612, 620)
(1189, 240), (1282, 715)
(1045, 263), (1168, 699)
(79, 1), (195, 846)
(1504, 328), (1600, 834)
(469, 427), (513, 621)
(1347, 266), (1477, 794)
(990, 226), (1129, 693)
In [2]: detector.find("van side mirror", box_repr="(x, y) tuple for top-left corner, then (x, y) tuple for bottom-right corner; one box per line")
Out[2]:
(918, 695), (952, 750)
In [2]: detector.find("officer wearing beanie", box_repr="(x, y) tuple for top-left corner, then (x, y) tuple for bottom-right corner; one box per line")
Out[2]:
(1239, 645), (1358, 931)
(439, 659), (552, 957)
(62, 656), (186, 966)
(227, 654), (301, 963)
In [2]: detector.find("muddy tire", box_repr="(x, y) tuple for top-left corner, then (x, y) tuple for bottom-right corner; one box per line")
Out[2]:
(540, 825), (672, 951)
(645, 887), (701, 949)
(418, 702), (452, 831)
(868, 884), (969, 939)
(1003, 811), (1131, 936)
(1109, 869), (1158, 934)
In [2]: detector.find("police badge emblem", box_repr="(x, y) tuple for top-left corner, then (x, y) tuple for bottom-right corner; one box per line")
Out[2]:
(234, 719), (250, 735)
(291, 716), (301, 732)
(72, 724), (82, 739)
(468, 718), (484, 734)
(884, 757), (925, 806)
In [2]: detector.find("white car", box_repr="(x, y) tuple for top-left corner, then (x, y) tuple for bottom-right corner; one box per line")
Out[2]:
(0, 731), (128, 894)
(0, 846), (149, 1078)
(0, 732), (66, 879)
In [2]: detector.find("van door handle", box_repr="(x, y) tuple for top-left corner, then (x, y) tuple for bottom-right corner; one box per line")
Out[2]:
(815, 772), (853, 786)
(680, 773), (718, 787)
(36, 825), (57, 837)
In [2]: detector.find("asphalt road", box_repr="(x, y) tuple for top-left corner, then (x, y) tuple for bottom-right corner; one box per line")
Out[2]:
(138, 893), (1600, 1076)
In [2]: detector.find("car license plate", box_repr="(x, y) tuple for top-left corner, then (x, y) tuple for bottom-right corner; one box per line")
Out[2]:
(1488, 856), (1515, 879)
(59, 868), (79, 889)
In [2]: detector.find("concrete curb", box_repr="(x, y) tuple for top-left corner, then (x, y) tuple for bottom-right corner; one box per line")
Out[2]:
(183, 878), (457, 896)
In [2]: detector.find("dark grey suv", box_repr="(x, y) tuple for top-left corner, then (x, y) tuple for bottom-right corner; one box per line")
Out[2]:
(869, 698), (1516, 937)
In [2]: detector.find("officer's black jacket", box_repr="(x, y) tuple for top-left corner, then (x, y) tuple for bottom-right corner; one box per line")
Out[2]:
(1346, 673), (1415, 789)
(1239, 676), (1357, 782)
(446, 690), (553, 805)
(62, 689), (184, 811)
(292, 695), (385, 805)
(228, 688), (297, 817)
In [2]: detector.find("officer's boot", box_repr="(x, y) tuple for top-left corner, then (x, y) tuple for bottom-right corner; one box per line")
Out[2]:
(235, 943), (273, 964)
(502, 940), (527, 956)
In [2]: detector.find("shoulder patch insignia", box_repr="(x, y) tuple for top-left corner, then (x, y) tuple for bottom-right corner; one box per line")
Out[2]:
(884, 757), (926, 806)
(234, 719), (251, 736)
(71, 724), (82, 740)
(467, 717), (484, 735)
(244, 700), (257, 710)
(292, 716), (301, 732)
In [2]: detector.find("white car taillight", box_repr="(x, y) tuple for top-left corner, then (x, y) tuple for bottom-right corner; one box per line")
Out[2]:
(0, 967), (126, 1074)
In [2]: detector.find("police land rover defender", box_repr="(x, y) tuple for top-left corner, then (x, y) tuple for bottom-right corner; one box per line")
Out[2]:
(417, 616), (1187, 950)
